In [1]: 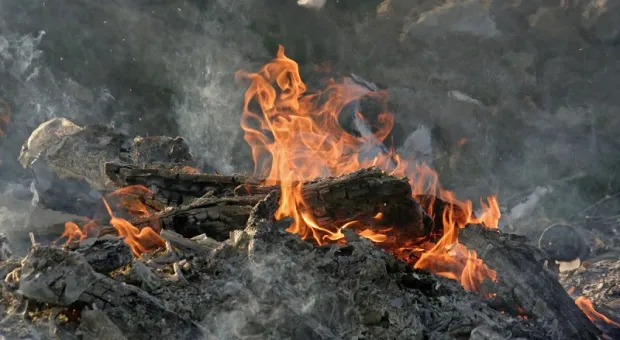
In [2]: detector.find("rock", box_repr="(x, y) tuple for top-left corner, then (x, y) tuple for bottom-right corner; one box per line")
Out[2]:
(538, 223), (589, 262)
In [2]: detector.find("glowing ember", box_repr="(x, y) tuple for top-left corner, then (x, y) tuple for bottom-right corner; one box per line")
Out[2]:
(575, 297), (620, 329)
(236, 45), (500, 292)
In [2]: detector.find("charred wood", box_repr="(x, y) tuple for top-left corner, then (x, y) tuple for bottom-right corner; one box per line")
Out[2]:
(159, 229), (219, 254)
(73, 237), (133, 274)
(17, 246), (203, 340)
(121, 167), (429, 241)
(18, 118), (193, 215)
(459, 224), (602, 340)
(131, 195), (263, 241)
(105, 162), (260, 206)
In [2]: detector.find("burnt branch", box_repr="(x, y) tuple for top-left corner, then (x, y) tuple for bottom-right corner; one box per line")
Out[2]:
(459, 225), (601, 340)
(120, 166), (428, 241)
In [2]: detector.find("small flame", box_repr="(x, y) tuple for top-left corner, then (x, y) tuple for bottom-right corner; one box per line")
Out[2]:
(575, 296), (620, 329)
(56, 219), (101, 245)
(181, 166), (202, 174)
(106, 185), (161, 231)
(58, 186), (165, 256)
(237, 45), (501, 293)
(102, 198), (165, 257)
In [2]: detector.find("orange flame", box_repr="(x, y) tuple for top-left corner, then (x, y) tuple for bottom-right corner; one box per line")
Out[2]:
(56, 219), (101, 245)
(237, 45), (500, 293)
(102, 198), (165, 256)
(575, 297), (620, 329)
(105, 185), (161, 230)
(181, 166), (202, 174)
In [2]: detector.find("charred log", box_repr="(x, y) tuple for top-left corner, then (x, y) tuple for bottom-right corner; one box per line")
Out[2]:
(105, 162), (260, 206)
(19, 118), (193, 209)
(131, 195), (263, 241)
(73, 237), (133, 274)
(123, 167), (429, 241)
(17, 246), (203, 340)
(459, 224), (602, 340)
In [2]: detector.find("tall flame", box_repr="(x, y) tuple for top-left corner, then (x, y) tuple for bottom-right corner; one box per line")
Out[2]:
(236, 45), (500, 292)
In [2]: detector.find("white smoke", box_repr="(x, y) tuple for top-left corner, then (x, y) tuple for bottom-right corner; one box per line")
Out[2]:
(297, 0), (327, 10)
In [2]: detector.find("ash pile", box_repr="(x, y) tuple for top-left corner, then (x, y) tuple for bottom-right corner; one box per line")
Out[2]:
(0, 194), (542, 340)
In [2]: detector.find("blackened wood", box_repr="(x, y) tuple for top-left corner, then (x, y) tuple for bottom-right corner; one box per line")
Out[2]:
(131, 195), (263, 241)
(105, 162), (260, 206)
(294, 167), (426, 238)
(18, 246), (203, 340)
(19, 118), (193, 191)
(122, 167), (428, 241)
(459, 224), (601, 340)
(73, 237), (133, 274)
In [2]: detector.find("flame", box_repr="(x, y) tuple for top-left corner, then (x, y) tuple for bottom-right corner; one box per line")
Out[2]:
(575, 297), (620, 329)
(58, 186), (164, 256)
(106, 185), (161, 230)
(181, 166), (202, 174)
(237, 45), (501, 292)
(56, 219), (101, 245)
(102, 198), (165, 256)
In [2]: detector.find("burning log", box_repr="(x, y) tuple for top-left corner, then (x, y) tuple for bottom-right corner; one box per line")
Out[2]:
(17, 246), (204, 340)
(130, 195), (263, 241)
(19, 118), (193, 191)
(118, 166), (429, 241)
(459, 224), (602, 340)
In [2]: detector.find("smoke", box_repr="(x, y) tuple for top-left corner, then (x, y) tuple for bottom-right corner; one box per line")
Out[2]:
(297, 0), (327, 10)
(0, 0), (619, 248)
(0, 0), (271, 178)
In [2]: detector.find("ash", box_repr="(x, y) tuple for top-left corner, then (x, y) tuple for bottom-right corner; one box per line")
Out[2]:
(0, 195), (545, 340)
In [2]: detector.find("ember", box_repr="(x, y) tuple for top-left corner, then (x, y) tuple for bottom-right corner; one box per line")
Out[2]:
(236, 45), (500, 293)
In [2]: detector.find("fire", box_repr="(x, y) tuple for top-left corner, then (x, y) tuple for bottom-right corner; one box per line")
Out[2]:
(58, 186), (164, 256)
(236, 45), (501, 292)
(56, 219), (101, 245)
(102, 198), (165, 256)
(575, 297), (620, 329)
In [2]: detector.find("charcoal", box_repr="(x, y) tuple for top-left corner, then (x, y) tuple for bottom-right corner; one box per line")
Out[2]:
(76, 310), (128, 340)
